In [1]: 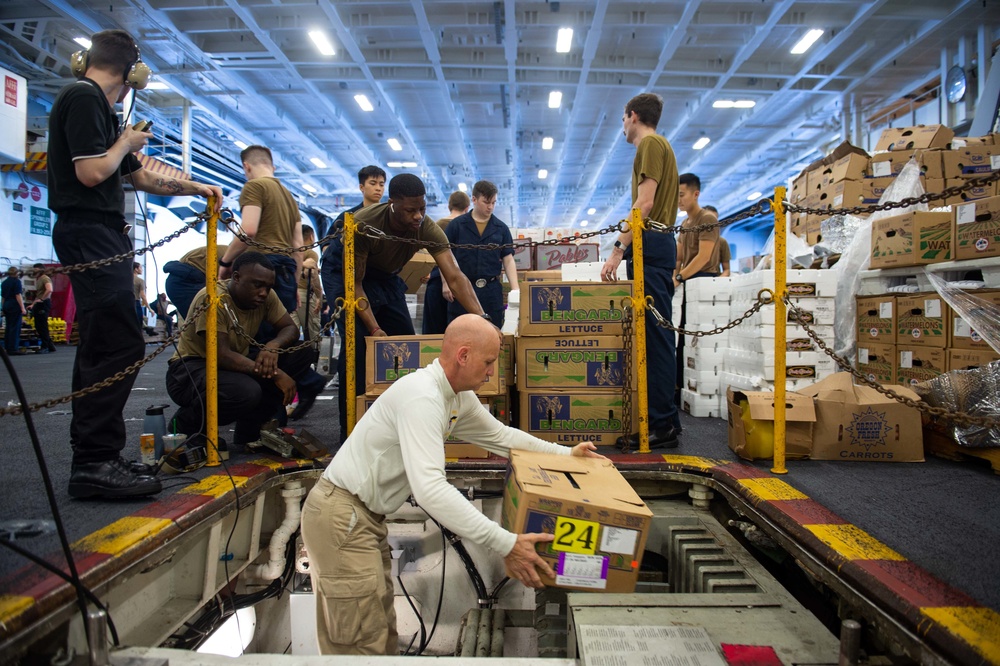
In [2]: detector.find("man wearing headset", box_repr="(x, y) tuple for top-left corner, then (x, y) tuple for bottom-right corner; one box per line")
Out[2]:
(47, 29), (222, 500)
(320, 173), (488, 445)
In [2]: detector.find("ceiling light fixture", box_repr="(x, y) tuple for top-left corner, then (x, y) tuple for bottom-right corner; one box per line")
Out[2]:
(302, 183), (318, 194)
(548, 91), (562, 109)
(587, 207), (596, 215)
(388, 161), (418, 168)
(402, 161), (417, 168)
(73, 37), (92, 49)
(233, 140), (249, 150)
(387, 138), (403, 151)
(354, 94), (374, 112)
(692, 136), (711, 150)
(580, 220), (589, 227)
(790, 29), (824, 55)
(538, 169), (548, 179)
(712, 100), (735, 109)
(542, 136), (554, 150)
(556, 28), (573, 53)
(145, 81), (169, 91)
(747, 191), (762, 201)
(309, 157), (327, 169)
(458, 182), (468, 192)
(308, 30), (336, 56)
(733, 100), (756, 108)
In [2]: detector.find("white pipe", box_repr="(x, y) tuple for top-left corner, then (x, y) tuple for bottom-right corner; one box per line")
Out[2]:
(247, 480), (306, 580)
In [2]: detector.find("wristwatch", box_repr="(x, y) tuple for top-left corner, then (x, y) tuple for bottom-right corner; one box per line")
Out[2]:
(481, 313), (492, 322)
(613, 240), (625, 251)
(675, 273), (686, 283)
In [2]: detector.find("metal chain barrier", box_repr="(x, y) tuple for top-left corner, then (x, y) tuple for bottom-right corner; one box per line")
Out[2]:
(647, 293), (772, 338)
(784, 295), (1000, 428)
(0, 301), (211, 418)
(221, 297), (345, 355)
(785, 169), (1000, 218)
(620, 303), (634, 439)
(220, 209), (343, 255)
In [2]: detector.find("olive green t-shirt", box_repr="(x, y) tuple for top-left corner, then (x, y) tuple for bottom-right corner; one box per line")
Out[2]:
(35, 275), (52, 300)
(719, 238), (731, 269)
(240, 177), (299, 251)
(133, 275), (145, 301)
(679, 208), (720, 276)
(172, 281), (287, 361)
(355, 202), (449, 274)
(633, 134), (679, 228)
(180, 245), (230, 274)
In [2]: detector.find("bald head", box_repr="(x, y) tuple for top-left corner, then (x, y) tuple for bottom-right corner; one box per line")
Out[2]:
(441, 314), (500, 393)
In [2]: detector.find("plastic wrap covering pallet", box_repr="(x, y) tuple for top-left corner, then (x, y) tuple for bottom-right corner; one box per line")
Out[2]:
(919, 360), (1000, 449)
(924, 427), (1000, 474)
(859, 256), (1000, 296)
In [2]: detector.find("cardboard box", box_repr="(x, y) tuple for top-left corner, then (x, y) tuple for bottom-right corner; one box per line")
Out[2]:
(398, 250), (437, 294)
(895, 294), (949, 348)
(870, 211), (952, 268)
(534, 243), (599, 271)
(950, 289), (1000, 350)
(875, 124), (955, 152)
(954, 195), (1000, 260)
(941, 145), (1000, 177)
(444, 443), (491, 459)
(816, 153), (869, 188)
(862, 176), (896, 204)
(828, 180), (865, 210)
(797, 373), (924, 462)
(726, 388), (816, 460)
(520, 281), (632, 336)
(896, 345), (946, 386)
(948, 348), (1000, 371)
(515, 335), (633, 391)
(501, 450), (652, 592)
(951, 135), (997, 147)
(500, 334), (514, 391)
(856, 295), (896, 343)
(365, 335), (501, 395)
(791, 172), (810, 201)
(857, 343), (896, 385)
(522, 270), (563, 282)
(519, 390), (636, 447)
(512, 241), (533, 271)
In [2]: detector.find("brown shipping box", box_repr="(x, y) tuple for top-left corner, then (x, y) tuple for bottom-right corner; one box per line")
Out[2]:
(857, 343), (896, 384)
(940, 145), (1000, 177)
(950, 289), (1000, 350)
(870, 211), (952, 268)
(816, 153), (870, 188)
(925, 178), (994, 207)
(500, 334), (514, 392)
(520, 281), (633, 336)
(948, 348), (1000, 371)
(856, 296), (896, 343)
(365, 335), (501, 396)
(955, 195), (1000, 260)
(896, 346), (946, 386)
(895, 294), (949, 348)
(862, 177), (895, 204)
(501, 450), (652, 593)
(791, 172), (810, 201)
(516, 335), (634, 391)
(519, 390), (636, 447)
(535, 243), (599, 272)
(726, 389), (815, 461)
(398, 250), (437, 294)
(875, 124), (954, 152)
(798, 373), (923, 462)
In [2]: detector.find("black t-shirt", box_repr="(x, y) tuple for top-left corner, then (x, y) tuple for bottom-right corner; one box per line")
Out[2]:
(47, 78), (143, 217)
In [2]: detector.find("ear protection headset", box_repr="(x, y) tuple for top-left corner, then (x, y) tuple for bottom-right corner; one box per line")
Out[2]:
(70, 43), (151, 90)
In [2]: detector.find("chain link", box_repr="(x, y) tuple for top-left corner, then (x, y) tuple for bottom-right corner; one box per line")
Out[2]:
(221, 298), (344, 355)
(0, 301), (210, 418)
(621, 304), (634, 441)
(783, 295), (1000, 428)
(648, 296), (770, 337)
(785, 169), (1000, 218)
(354, 220), (627, 253)
(220, 209), (343, 255)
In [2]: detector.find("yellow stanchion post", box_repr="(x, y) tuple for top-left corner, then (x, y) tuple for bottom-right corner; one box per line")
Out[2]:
(630, 207), (651, 454)
(771, 187), (788, 475)
(205, 198), (220, 467)
(344, 212), (358, 435)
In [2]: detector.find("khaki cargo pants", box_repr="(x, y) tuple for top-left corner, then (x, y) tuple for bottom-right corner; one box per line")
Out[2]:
(300, 476), (398, 655)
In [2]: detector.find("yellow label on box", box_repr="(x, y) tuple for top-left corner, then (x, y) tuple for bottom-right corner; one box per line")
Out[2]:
(553, 516), (600, 555)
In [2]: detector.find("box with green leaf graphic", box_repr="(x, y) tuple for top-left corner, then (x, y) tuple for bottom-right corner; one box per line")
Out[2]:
(955, 195), (1000, 260)
(365, 334), (501, 395)
(870, 211), (952, 268)
(520, 281), (633, 335)
(516, 336), (635, 391)
(856, 296), (896, 343)
(896, 294), (949, 348)
(519, 390), (637, 447)
(896, 346), (946, 386)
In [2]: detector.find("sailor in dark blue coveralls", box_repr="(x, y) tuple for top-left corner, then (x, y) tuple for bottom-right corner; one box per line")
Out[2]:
(443, 180), (518, 328)
(320, 173), (488, 443)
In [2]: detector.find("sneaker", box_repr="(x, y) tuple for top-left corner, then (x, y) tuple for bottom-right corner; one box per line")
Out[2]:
(68, 457), (162, 499)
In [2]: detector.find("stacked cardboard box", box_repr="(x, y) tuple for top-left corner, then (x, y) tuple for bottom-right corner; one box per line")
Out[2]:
(722, 270), (838, 392)
(788, 144), (870, 243)
(516, 281), (636, 446)
(680, 277), (732, 417)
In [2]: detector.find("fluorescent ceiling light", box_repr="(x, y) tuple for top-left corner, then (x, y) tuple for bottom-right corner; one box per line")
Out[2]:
(457, 182), (468, 192)
(73, 37), (92, 49)
(354, 94), (373, 112)
(233, 140), (249, 150)
(538, 169), (548, 179)
(308, 30), (336, 56)
(747, 191), (762, 201)
(692, 137), (711, 150)
(733, 100), (756, 108)
(302, 183), (318, 194)
(556, 28), (573, 53)
(580, 220), (589, 227)
(309, 157), (327, 169)
(587, 207), (596, 215)
(387, 138), (403, 151)
(402, 161), (417, 168)
(145, 81), (169, 91)
(714, 100), (755, 109)
(548, 91), (562, 109)
(542, 136), (554, 150)
(790, 29), (824, 55)
(387, 161), (418, 168)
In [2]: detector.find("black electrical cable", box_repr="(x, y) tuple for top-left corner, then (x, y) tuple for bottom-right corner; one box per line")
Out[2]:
(0, 538), (120, 645)
(0, 347), (99, 647)
(440, 526), (489, 606)
(396, 574), (426, 656)
(417, 528), (448, 655)
(489, 576), (510, 602)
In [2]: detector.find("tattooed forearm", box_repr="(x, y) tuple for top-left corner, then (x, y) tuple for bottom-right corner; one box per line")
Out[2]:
(154, 177), (186, 195)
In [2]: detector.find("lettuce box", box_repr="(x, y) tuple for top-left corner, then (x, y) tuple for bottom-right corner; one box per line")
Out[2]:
(798, 373), (924, 462)
(501, 450), (652, 593)
(519, 390), (636, 447)
(515, 335), (634, 391)
(520, 281), (633, 336)
(365, 335), (501, 396)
